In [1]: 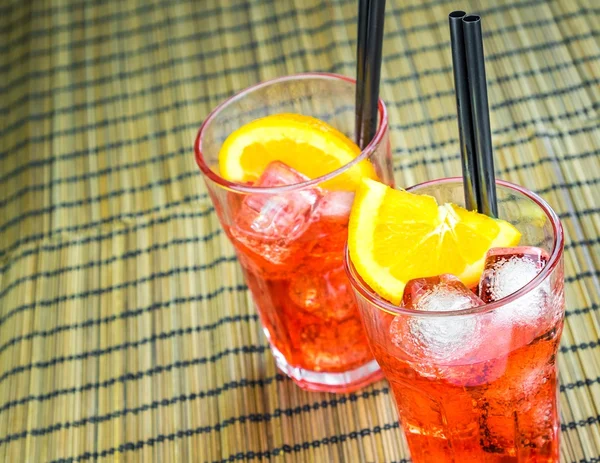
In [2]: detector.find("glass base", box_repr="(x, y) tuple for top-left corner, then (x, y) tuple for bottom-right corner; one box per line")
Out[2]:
(270, 345), (384, 393)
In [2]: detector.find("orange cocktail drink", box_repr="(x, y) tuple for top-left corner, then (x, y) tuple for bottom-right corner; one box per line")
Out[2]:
(346, 178), (564, 462)
(195, 74), (394, 392)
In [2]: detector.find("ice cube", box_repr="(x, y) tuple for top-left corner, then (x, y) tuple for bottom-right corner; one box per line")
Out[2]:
(240, 161), (320, 238)
(479, 247), (550, 328)
(314, 191), (355, 222)
(401, 274), (484, 311)
(477, 358), (557, 453)
(479, 247), (549, 302)
(230, 161), (321, 267)
(390, 274), (484, 375)
(288, 264), (356, 321)
(288, 271), (324, 311)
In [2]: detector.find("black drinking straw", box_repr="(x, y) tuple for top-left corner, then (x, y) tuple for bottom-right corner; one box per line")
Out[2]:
(355, 0), (386, 150)
(449, 11), (478, 212)
(462, 14), (498, 217)
(355, 0), (369, 147)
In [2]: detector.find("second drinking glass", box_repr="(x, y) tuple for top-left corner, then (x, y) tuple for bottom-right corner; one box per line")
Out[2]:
(195, 73), (395, 392)
(346, 178), (565, 462)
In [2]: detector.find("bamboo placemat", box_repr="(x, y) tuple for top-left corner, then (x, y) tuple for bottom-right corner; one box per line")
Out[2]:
(1, 0), (599, 461)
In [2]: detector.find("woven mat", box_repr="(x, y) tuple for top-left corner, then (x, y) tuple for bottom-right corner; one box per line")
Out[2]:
(1, 0), (599, 461)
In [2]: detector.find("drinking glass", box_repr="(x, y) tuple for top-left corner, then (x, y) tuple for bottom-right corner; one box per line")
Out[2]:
(195, 73), (394, 392)
(346, 178), (564, 461)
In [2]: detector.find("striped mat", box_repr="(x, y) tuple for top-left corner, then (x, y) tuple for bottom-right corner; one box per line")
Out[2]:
(1, 0), (599, 461)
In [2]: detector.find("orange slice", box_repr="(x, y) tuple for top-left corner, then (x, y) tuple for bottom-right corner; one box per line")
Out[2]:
(348, 178), (522, 304)
(218, 113), (377, 191)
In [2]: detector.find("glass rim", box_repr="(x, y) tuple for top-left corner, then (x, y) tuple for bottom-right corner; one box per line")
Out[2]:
(194, 72), (389, 194)
(344, 177), (565, 318)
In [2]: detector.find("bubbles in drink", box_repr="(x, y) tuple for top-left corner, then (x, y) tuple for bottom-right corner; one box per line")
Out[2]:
(292, 317), (369, 371)
(475, 330), (559, 456)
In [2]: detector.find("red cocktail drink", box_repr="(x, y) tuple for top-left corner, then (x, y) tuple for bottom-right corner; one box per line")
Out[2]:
(347, 178), (565, 461)
(195, 74), (395, 392)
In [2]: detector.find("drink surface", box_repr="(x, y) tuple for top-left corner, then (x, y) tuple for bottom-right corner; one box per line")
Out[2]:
(209, 111), (394, 391)
(356, 246), (563, 462)
(218, 161), (373, 373)
(371, 321), (561, 462)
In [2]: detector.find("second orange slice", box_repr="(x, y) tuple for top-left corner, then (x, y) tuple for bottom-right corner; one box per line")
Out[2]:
(348, 179), (522, 304)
